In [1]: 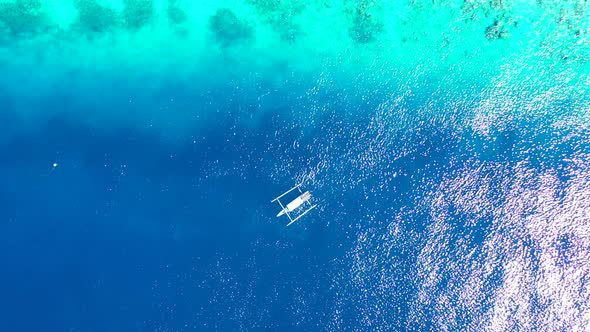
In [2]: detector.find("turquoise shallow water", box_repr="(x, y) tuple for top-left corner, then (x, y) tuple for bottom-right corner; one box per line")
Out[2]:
(1, 1), (589, 331)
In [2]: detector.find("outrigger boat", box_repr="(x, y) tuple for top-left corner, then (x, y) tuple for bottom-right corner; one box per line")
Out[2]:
(271, 183), (317, 226)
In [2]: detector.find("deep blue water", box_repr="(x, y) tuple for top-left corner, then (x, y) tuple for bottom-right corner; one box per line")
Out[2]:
(2, 77), (590, 331)
(0, 105), (341, 331)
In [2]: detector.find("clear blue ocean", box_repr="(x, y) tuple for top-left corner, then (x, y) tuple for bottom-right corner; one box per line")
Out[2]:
(1, 1), (589, 331)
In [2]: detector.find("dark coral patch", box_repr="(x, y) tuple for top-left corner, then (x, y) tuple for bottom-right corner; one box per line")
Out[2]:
(209, 8), (253, 45)
(123, 0), (154, 29)
(246, 0), (303, 42)
(485, 19), (510, 40)
(349, 5), (384, 44)
(167, 0), (188, 25)
(74, 0), (118, 34)
(0, 0), (48, 37)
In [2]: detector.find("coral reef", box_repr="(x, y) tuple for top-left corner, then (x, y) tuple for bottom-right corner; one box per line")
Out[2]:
(246, 0), (304, 42)
(73, 0), (118, 34)
(484, 19), (509, 40)
(460, 0), (518, 41)
(209, 8), (253, 45)
(346, 0), (384, 44)
(167, 0), (188, 25)
(0, 0), (47, 37)
(122, 0), (154, 29)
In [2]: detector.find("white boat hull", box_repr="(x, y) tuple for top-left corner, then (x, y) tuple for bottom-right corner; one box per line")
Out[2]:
(276, 191), (310, 217)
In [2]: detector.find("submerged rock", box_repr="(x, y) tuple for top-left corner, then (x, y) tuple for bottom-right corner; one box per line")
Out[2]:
(122, 0), (154, 30)
(350, 10), (383, 43)
(74, 0), (118, 34)
(209, 8), (253, 45)
(347, 1), (384, 44)
(167, 0), (188, 25)
(246, 0), (303, 42)
(485, 18), (512, 40)
(0, 0), (47, 37)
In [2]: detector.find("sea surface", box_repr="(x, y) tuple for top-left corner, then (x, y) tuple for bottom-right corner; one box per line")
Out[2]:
(0, 1), (589, 331)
